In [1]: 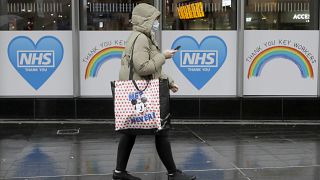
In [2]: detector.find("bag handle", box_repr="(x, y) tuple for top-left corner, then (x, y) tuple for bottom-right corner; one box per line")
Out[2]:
(132, 79), (150, 92)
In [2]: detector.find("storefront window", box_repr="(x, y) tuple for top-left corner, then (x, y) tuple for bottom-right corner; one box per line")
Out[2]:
(245, 0), (319, 30)
(0, 0), (72, 31)
(80, 0), (153, 30)
(163, 0), (237, 30)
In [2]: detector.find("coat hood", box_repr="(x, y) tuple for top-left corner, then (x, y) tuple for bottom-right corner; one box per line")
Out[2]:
(131, 3), (160, 36)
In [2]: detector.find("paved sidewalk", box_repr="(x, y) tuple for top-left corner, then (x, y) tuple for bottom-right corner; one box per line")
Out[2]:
(0, 123), (319, 180)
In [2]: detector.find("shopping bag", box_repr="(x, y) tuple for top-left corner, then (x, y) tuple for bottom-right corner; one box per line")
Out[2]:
(110, 33), (171, 134)
(111, 78), (170, 134)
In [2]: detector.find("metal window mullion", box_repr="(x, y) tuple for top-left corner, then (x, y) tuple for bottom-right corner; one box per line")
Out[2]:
(72, 0), (80, 97)
(155, 0), (162, 51)
(238, 0), (244, 97)
(317, 0), (320, 97)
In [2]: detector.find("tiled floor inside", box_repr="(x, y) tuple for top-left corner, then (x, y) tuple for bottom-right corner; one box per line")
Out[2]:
(1, 123), (320, 180)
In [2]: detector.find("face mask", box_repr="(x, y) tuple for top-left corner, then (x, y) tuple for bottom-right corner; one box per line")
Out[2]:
(152, 20), (160, 31)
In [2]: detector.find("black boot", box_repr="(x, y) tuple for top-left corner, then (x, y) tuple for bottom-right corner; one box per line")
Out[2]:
(112, 170), (141, 180)
(168, 169), (196, 180)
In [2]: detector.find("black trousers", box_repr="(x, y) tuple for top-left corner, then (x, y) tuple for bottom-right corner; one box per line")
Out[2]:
(116, 130), (177, 174)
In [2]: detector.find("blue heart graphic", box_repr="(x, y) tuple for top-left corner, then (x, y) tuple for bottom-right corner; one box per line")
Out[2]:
(7, 36), (64, 90)
(171, 36), (227, 90)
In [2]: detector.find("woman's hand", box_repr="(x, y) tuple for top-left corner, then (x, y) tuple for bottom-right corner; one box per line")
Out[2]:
(170, 83), (179, 93)
(164, 50), (177, 59)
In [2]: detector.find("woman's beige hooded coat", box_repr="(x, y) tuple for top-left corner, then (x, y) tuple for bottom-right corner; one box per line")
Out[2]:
(119, 3), (174, 86)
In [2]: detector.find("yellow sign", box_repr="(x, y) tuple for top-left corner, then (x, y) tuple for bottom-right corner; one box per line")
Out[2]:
(177, 1), (205, 20)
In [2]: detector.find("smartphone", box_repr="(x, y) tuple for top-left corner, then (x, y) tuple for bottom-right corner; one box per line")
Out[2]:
(174, 45), (181, 50)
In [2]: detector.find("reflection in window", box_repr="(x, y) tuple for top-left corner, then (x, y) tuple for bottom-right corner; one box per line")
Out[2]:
(80, 0), (153, 31)
(0, 0), (72, 31)
(245, 0), (319, 30)
(163, 0), (237, 30)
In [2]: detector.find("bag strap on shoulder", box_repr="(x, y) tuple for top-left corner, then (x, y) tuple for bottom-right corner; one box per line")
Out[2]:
(129, 33), (141, 80)
(128, 33), (150, 92)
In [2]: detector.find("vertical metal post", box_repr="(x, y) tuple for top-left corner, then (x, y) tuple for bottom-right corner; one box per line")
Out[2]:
(72, 0), (80, 97)
(318, 0), (320, 97)
(237, 0), (244, 97)
(154, 0), (162, 50)
(154, 1), (164, 170)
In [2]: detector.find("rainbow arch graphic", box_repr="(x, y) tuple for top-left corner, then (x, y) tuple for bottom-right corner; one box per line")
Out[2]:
(247, 46), (314, 79)
(85, 46), (125, 79)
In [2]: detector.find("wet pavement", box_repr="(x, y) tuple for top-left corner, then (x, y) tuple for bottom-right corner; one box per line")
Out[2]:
(0, 123), (320, 180)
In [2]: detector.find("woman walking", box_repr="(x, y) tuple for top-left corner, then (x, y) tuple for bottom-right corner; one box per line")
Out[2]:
(112, 3), (196, 180)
